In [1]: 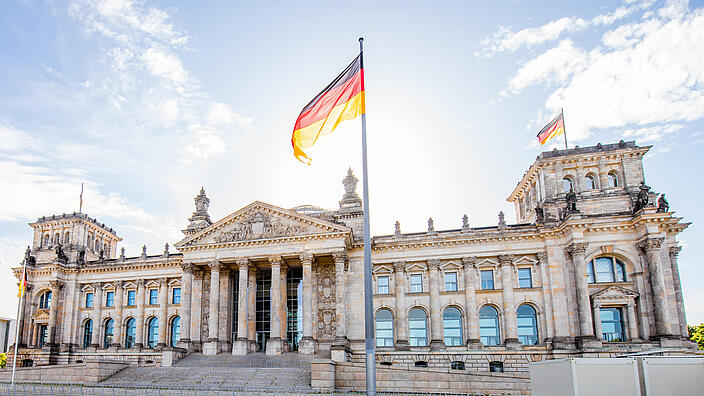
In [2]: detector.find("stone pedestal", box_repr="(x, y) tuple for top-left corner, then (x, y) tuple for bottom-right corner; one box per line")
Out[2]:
(178, 339), (195, 352)
(203, 340), (219, 356)
(265, 337), (284, 355)
(232, 338), (248, 355)
(394, 340), (410, 351)
(430, 339), (446, 351)
(552, 337), (576, 350)
(576, 336), (602, 349)
(466, 338), (482, 350)
(330, 344), (349, 363)
(299, 336), (316, 355)
(505, 338), (523, 350)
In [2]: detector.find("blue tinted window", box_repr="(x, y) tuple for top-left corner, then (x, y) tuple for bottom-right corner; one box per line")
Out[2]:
(149, 289), (158, 305)
(481, 270), (494, 290)
(518, 268), (532, 288)
(172, 288), (181, 304)
(86, 293), (94, 308)
(106, 291), (114, 307)
(479, 305), (500, 346)
(127, 290), (136, 306)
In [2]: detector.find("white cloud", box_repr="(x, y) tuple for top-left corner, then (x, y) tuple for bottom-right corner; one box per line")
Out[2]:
(179, 125), (226, 163)
(622, 124), (685, 142)
(141, 47), (188, 84)
(0, 124), (34, 152)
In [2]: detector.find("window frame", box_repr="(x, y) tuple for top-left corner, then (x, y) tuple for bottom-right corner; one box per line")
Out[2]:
(517, 268), (533, 288)
(127, 290), (136, 306)
(172, 288), (181, 304)
(408, 308), (428, 347)
(83, 320), (93, 348)
(409, 274), (423, 293)
(585, 173), (597, 190)
(600, 307), (626, 342)
(607, 171), (619, 188)
(517, 304), (539, 345)
(444, 272), (458, 292)
(147, 317), (159, 348)
(170, 316), (181, 347)
(106, 291), (114, 307)
(375, 309), (394, 347)
(586, 256), (626, 284)
(377, 276), (390, 295)
(149, 289), (158, 305)
(85, 292), (94, 308)
(124, 318), (136, 348)
(479, 305), (500, 346)
(480, 270), (494, 290)
(103, 318), (114, 348)
(563, 176), (574, 193)
(442, 307), (463, 346)
(39, 291), (52, 309)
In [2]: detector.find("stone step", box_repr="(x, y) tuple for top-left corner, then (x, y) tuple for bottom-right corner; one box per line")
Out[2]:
(174, 352), (315, 368)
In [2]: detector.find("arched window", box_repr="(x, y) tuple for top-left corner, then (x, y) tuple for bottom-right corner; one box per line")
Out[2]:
(586, 256), (626, 283)
(147, 317), (159, 348)
(562, 177), (574, 193)
(600, 307), (626, 342)
(42, 234), (49, 247)
(517, 304), (538, 345)
(83, 320), (93, 348)
(170, 316), (181, 347)
(607, 171), (619, 188)
(64, 231), (70, 244)
(408, 308), (428, 347)
(104, 319), (114, 348)
(585, 174), (596, 190)
(54, 233), (60, 244)
(443, 307), (463, 346)
(375, 309), (394, 347)
(124, 318), (136, 348)
(39, 291), (52, 309)
(95, 239), (100, 251)
(479, 305), (500, 346)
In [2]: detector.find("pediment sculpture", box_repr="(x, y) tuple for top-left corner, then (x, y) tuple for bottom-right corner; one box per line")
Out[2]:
(213, 212), (312, 243)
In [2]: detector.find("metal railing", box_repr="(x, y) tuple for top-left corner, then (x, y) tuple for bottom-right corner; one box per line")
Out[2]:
(602, 332), (625, 342)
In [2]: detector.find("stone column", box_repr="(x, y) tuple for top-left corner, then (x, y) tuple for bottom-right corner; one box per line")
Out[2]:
(638, 237), (672, 338)
(31, 322), (38, 348)
(331, 251), (349, 362)
(393, 261), (410, 350)
(47, 280), (61, 347)
(627, 302), (640, 340)
(90, 282), (103, 348)
(299, 251), (316, 354)
(536, 252), (555, 343)
(669, 246), (688, 337)
(427, 259), (445, 350)
(179, 263), (194, 347)
(597, 161), (608, 191)
(592, 302), (602, 340)
(280, 262), (288, 349)
(112, 281), (124, 348)
(157, 277), (168, 348)
(499, 255), (521, 349)
(204, 262), (222, 355)
(266, 255), (284, 355)
(247, 266), (257, 353)
(566, 242), (599, 347)
(134, 279), (145, 348)
(233, 258), (249, 355)
(462, 257), (480, 348)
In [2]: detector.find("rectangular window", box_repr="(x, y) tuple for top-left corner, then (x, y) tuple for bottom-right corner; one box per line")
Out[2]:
(149, 289), (158, 305)
(85, 292), (93, 308)
(518, 268), (533, 288)
(410, 274), (423, 293)
(127, 290), (136, 306)
(480, 270), (494, 290)
(444, 272), (458, 292)
(172, 288), (181, 304)
(106, 291), (114, 307)
(377, 276), (389, 294)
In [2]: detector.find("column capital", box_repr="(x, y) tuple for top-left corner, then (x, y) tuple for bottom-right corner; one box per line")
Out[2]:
(669, 245), (682, 258)
(627, 301), (636, 308)
(235, 258), (250, 270)
(299, 251), (314, 266)
(498, 254), (514, 266)
(208, 261), (225, 272)
(49, 280), (62, 291)
(158, 277), (168, 287)
(593, 301), (602, 309)
(115, 280), (124, 289)
(566, 242), (588, 257)
(180, 262), (197, 274)
(137, 279), (145, 288)
(637, 237), (664, 252)
(392, 261), (406, 273)
(91, 281), (102, 290)
(461, 256), (477, 268)
(536, 252), (548, 263)
(332, 250), (347, 263)
(427, 259), (441, 270)
(268, 255), (283, 267)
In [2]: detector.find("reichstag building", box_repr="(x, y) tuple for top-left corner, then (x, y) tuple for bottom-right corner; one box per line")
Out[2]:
(11, 140), (695, 374)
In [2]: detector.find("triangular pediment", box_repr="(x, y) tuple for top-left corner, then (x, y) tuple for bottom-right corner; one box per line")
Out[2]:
(175, 201), (350, 248)
(591, 285), (638, 299)
(32, 309), (50, 322)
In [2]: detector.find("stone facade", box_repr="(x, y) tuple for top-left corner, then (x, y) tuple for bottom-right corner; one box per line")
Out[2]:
(9, 141), (695, 382)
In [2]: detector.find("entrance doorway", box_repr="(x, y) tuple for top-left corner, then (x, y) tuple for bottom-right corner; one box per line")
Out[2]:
(287, 267), (302, 351)
(38, 324), (48, 348)
(255, 271), (271, 351)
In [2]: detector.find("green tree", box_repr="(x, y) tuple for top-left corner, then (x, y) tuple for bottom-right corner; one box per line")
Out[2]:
(0, 353), (6, 369)
(688, 323), (704, 350)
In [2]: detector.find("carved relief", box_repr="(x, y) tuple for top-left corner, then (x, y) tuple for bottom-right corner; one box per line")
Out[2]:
(213, 212), (311, 243)
(316, 262), (336, 338)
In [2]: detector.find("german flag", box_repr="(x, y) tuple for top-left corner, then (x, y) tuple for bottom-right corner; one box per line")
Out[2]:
(537, 112), (565, 145)
(17, 266), (26, 298)
(292, 54), (365, 164)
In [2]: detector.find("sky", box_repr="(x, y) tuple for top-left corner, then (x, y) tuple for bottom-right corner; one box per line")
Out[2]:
(0, 0), (702, 324)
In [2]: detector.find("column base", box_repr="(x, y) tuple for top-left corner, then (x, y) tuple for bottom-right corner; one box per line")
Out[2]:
(552, 337), (576, 350)
(299, 336), (317, 355)
(232, 338), (249, 355)
(575, 336), (602, 349)
(394, 339), (410, 351)
(466, 338), (482, 350)
(177, 339), (196, 352)
(330, 343), (350, 363)
(248, 339), (257, 353)
(132, 343), (144, 351)
(657, 334), (683, 348)
(60, 343), (74, 352)
(504, 338), (523, 350)
(110, 343), (122, 349)
(266, 337), (284, 355)
(203, 340), (220, 356)
(429, 339), (446, 351)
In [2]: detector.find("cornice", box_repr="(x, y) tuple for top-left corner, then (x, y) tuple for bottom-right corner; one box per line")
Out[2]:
(177, 231), (350, 252)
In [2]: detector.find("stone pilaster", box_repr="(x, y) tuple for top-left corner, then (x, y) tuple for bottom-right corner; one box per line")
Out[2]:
(47, 280), (61, 348)
(299, 251), (316, 354)
(592, 302), (602, 340)
(427, 259), (445, 350)
(179, 263), (194, 347)
(627, 302), (640, 341)
(157, 277), (168, 348)
(499, 255), (521, 349)
(393, 261), (409, 350)
(134, 279), (145, 348)
(331, 250), (349, 362)
(112, 281), (124, 348)
(462, 257), (480, 348)
(638, 237), (672, 338)
(566, 242), (599, 347)
(536, 252), (555, 344)
(247, 266), (257, 353)
(203, 261), (223, 355)
(669, 246), (688, 337)
(90, 282), (102, 348)
(266, 255), (284, 355)
(233, 258), (249, 355)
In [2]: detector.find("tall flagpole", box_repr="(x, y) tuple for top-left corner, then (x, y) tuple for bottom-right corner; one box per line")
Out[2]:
(79, 182), (84, 213)
(11, 262), (26, 387)
(358, 36), (376, 396)
(561, 108), (568, 149)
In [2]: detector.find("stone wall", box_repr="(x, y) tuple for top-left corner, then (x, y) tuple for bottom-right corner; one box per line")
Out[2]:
(6, 348), (167, 367)
(311, 359), (530, 395)
(0, 360), (127, 384)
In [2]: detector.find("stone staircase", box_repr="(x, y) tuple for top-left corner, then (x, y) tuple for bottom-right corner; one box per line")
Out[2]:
(100, 352), (315, 392)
